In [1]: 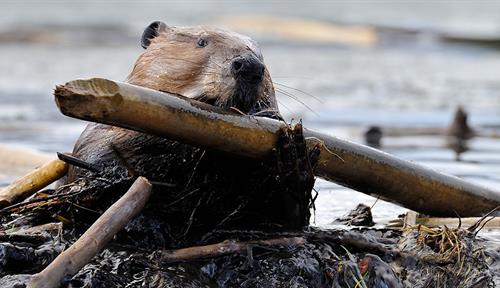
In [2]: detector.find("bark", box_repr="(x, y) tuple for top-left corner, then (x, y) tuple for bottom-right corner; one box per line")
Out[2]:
(161, 237), (305, 263)
(27, 176), (152, 288)
(54, 78), (500, 217)
(417, 216), (500, 228)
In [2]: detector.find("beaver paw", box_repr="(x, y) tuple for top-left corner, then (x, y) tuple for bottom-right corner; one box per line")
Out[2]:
(268, 122), (320, 227)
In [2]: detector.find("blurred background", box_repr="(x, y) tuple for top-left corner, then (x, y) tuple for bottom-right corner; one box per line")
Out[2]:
(1, 0), (500, 226)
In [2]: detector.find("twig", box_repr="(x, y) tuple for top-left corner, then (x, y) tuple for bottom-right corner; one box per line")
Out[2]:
(27, 177), (152, 288)
(0, 182), (85, 215)
(179, 196), (203, 238)
(57, 152), (101, 173)
(468, 205), (500, 235)
(0, 159), (68, 207)
(161, 236), (305, 263)
(164, 188), (200, 208)
(149, 181), (176, 188)
(212, 201), (247, 230)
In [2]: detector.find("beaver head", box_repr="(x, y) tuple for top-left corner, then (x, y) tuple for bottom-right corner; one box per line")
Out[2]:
(127, 21), (277, 114)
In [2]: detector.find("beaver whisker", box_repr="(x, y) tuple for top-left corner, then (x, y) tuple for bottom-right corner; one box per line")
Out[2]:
(229, 107), (247, 115)
(273, 81), (323, 103)
(255, 99), (273, 111)
(252, 95), (292, 114)
(251, 109), (281, 119)
(277, 99), (293, 114)
(275, 88), (318, 116)
(255, 99), (268, 109)
(246, 97), (285, 120)
(193, 94), (213, 104)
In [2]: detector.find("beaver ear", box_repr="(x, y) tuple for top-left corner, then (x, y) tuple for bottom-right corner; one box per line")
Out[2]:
(141, 21), (168, 49)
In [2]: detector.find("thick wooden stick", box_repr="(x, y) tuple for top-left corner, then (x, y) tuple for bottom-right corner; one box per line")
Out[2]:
(161, 237), (305, 263)
(0, 159), (68, 207)
(27, 177), (152, 288)
(54, 78), (500, 217)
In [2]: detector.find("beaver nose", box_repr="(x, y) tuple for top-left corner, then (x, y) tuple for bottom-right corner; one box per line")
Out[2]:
(231, 55), (265, 84)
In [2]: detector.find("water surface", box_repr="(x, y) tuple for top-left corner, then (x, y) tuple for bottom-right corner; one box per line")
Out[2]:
(0, 1), (499, 233)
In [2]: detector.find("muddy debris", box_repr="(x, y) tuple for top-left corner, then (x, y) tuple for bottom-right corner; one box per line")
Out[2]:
(0, 165), (497, 287)
(0, 199), (497, 288)
(334, 203), (375, 227)
(0, 133), (496, 287)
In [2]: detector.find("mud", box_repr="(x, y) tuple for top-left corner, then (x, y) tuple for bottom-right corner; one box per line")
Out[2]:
(334, 203), (375, 227)
(0, 130), (496, 287)
(0, 211), (496, 288)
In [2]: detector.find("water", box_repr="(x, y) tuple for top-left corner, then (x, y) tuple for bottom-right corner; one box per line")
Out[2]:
(0, 1), (499, 232)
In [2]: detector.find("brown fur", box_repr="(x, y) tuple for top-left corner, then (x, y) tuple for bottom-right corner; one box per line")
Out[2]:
(67, 24), (313, 246)
(127, 25), (276, 112)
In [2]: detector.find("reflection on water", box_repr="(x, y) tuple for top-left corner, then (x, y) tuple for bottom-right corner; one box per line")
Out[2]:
(0, 2), (499, 231)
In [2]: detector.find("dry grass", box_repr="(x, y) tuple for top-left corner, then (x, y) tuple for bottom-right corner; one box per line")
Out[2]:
(401, 215), (494, 287)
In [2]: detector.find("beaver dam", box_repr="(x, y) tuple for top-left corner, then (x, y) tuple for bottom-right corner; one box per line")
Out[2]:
(1, 21), (500, 287)
(0, 78), (497, 287)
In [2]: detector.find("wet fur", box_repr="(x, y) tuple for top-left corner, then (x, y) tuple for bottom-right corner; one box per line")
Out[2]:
(67, 24), (312, 246)
(127, 25), (276, 114)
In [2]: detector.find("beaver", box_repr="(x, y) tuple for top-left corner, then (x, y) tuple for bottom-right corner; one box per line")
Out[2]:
(65, 21), (318, 247)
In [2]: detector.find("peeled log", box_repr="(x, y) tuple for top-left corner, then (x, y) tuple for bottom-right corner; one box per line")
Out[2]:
(0, 159), (68, 207)
(54, 78), (500, 217)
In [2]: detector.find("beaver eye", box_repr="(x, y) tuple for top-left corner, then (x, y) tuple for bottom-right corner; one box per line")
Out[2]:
(197, 38), (208, 48)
